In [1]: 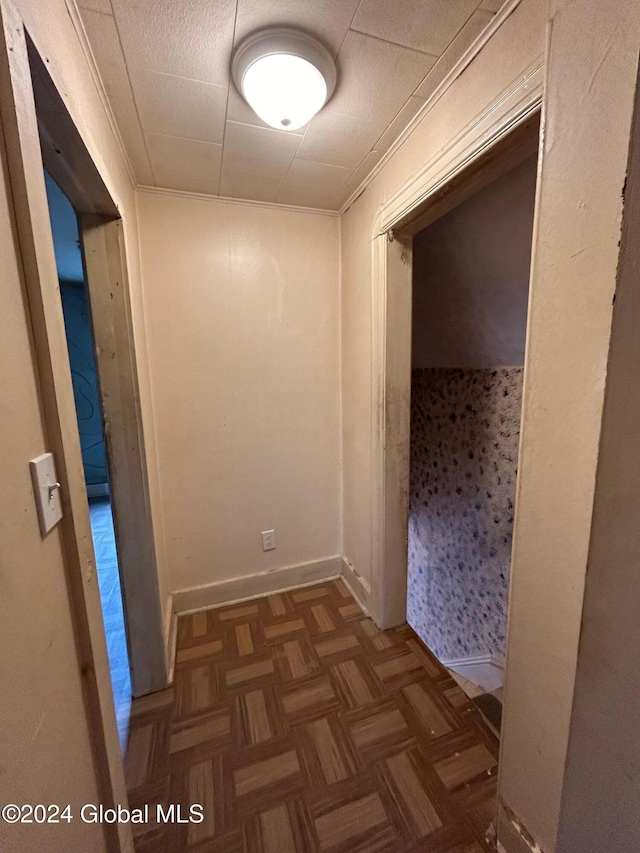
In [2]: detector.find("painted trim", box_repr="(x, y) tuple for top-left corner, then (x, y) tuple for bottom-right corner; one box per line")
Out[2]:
(443, 654), (505, 692)
(164, 601), (177, 685)
(373, 61), (544, 237)
(340, 556), (371, 613)
(441, 653), (506, 670)
(136, 184), (339, 217)
(338, 0), (526, 216)
(367, 64), (544, 629)
(64, 0), (136, 189)
(172, 556), (342, 614)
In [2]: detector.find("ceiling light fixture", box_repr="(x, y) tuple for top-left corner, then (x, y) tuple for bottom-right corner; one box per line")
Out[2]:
(232, 29), (336, 131)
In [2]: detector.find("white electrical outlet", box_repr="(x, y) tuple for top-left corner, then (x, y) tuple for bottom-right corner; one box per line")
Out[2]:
(262, 529), (276, 551)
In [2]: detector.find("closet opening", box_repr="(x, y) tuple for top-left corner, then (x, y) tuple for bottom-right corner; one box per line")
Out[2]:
(405, 125), (539, 736)
(394, 116), (539, 735)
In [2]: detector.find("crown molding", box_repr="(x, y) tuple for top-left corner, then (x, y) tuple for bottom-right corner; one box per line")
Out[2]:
(337, 0), (525, 216)
(64, 0), (137, 189)
(136, 184), (340, 216)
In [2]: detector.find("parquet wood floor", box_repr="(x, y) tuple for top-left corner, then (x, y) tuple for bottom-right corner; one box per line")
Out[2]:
(125, 579), (499, 853)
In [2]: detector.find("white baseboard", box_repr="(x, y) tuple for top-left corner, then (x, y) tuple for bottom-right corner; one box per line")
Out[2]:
(172, 556), (342, 615)
(340, 556), (371, 613)
(441, 653), (505, 692)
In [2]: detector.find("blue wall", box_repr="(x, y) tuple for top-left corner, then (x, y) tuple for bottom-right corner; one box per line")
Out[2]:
(59, 283), (108, 486)
(44, 171), (108, 487)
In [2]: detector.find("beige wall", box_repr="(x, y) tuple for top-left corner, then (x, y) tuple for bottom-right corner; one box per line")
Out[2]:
(412, 155), (536, 369)
(341, 0), (546, 591)
(13, 0), (171, 636)
(555, 60), (640, 852)
(0, 111), (107, 853)
(0, 0), (163, 847)
(136, 192), (341, 595)
(498, 0), (640, 848)
(341, 0), (640, 849)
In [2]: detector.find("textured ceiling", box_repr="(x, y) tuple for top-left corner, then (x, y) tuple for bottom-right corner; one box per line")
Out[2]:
(77, 0), (503, 211)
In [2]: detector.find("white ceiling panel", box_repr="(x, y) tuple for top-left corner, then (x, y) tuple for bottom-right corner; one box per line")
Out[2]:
(226, 85), (271, 130)
(219, 168), (284, 203)
(78, 0), (113, 13)
(80, 9), (132, 100)
(330, 150), (384, 209)
(129, 68), (227, 143)
(110, 0), (236, 86)
(81, 0), (497, 209)
(351, 0), (479, 57)
(222, 121), (302, 177)
(329, 32), (437, 133)
(233, 0), (361, 58)
(295, 109), (385, 170)
(277, 159), (353, 208)
(146, 133), (222, 194)
(109, 95), (155, 185)
(374, 96), (426, 155)
(480, 0), (505, 12)
(415, 8), (494, 100)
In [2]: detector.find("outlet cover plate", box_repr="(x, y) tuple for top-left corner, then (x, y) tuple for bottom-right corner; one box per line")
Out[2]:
(262, 529), (276, 551)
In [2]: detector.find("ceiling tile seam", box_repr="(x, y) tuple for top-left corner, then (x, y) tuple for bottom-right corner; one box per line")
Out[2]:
(218, 0), (240, 197)
(369, 98), (425, 154)
(289, 0), (367, 164)
(333, 0), (367, 60)
(136, 184), (339, 217)
(272, 121), (311, 206)
(336, 0), (525, 216)
(406, 0), (487, 100)
(344, 28), (440, 60)
(225, 119), (304, 140)
(327, 154), (376, 209)
(64, 0), (137, 188)
(292, 151), (363, 173)
(105, 0), (158, 186)
(137, 68), (229, 90)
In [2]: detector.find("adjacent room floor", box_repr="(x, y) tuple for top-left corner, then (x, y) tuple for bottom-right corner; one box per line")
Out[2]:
(89, 497), (131, 750)
(125, 578), (498, 852)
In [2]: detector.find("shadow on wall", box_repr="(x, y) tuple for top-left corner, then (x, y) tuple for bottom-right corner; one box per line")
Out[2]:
(408, 367), (523, 661)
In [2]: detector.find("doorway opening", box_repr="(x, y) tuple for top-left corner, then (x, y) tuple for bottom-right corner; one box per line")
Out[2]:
(44, 172), (132, 749)
(407, 151), (538, 734)
(367, 103), (542, 749)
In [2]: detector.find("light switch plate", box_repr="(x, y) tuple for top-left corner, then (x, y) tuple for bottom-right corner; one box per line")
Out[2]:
(262, 529), (276, 551)
(30, 452), (63, 536)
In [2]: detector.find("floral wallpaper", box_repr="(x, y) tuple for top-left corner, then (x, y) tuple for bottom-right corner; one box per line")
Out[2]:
(407, 367), (523, 663)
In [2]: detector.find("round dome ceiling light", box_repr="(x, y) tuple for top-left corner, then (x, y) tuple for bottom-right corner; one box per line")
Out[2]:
(232, 29), (337, 131)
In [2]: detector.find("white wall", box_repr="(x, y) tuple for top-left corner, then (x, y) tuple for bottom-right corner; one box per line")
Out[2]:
(412, 155), (536, 368)
(136, 192), (341, 596)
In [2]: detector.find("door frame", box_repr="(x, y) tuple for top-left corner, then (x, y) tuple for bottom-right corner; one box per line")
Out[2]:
(368, 63), (544, 630)
(0, 2), (165, 847)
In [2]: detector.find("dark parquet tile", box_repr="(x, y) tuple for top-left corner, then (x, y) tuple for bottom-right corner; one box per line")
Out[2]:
(126, 579), (498, 852)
